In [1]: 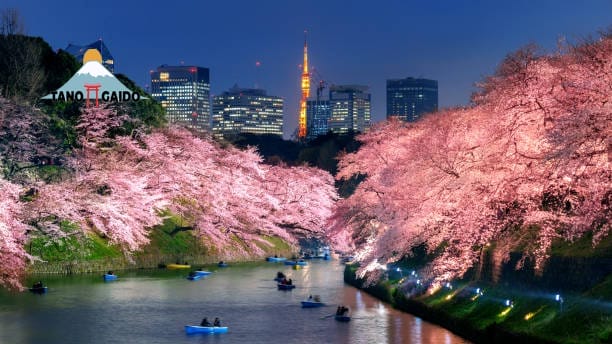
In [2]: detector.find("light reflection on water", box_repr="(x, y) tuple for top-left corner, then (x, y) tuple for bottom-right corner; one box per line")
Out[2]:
(0, 261), (469, 344)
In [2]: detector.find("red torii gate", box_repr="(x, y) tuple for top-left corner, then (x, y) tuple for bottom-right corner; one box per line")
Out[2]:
(84, 83), (101, 107)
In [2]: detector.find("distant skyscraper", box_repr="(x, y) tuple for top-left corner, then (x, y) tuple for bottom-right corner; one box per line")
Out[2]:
(212, 85), (284, 139)
(65, 39), (115, 73)
(150, 65), (211, 131)
(386, 77), (438, 122)
(306, 99), (331, 140)
(328, 85), (371, 134)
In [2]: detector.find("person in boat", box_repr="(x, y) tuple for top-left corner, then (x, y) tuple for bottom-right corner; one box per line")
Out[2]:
(281, 277), (288, 285)
(314, 295), (321, 302)
(287, 278), (293, 285)
(200, 317), (211, 327)
(107, 270), (113, 276)
(219, 261), (225, 265)
(336, 305), (349, 316)
(274, 254), (278, 258)
(276, 271), (285, 279)
(189, 271), (196, 277)
(32, 281), (43, 289)
(213, 317), (221, 327)
(308, 295), (313, 301)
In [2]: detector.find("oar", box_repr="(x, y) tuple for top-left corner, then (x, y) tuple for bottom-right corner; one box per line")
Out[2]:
(319, 313), (335, 319)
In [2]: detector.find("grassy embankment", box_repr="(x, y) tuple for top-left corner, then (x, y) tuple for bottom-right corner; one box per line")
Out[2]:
(345, 235), (611, 344)
(27, 211), (295, 274)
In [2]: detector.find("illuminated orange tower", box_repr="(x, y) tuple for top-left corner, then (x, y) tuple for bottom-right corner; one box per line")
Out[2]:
(298, 32), (310, 139)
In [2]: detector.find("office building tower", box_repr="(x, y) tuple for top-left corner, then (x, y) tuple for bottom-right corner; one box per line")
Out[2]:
(386, 77), (438, 122)
(328, 85), (371, 134)
(306, 100), (332, 140)
(66, 39), (115, 73)
(150, 65), (211, 131)
(212, 85), (283, 139)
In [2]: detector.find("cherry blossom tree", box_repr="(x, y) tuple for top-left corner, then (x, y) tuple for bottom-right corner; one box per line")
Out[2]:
(0, 179), (29, 290)
(330, 34), (611, 287)
(0, 104), (337, 290)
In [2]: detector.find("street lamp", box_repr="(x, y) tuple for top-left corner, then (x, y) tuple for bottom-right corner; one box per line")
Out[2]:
(555, 294), (564, 312)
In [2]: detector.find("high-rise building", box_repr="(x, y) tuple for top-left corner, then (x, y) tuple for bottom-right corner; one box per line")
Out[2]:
(66, 39), (115, 73)
(386, 77), (438, 122)
(150, 65), (211, 131)
(212, 85), (283, 139)
(306, 99), (331, 140)
(328, 85), (371, 134)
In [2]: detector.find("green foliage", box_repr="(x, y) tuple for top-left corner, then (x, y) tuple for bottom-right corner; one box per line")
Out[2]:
(299, 131), (361, 174)
(254, 235), (293, 257)
(28, 221), (121, 261)
(114, 73), (167, 130)
(550, 231), (612, 258)
(229, 131), (363, 196)
(348, 265), (612, 344)
(42, 48), (80, 93)
(0, 34), (80, 101)
(141, 212), (201, 256)
(229, 133), (301, 164)
(36, 165), (69, 183)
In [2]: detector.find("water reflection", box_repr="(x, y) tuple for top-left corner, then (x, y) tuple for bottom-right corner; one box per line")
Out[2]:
(0, 262), (469, 344)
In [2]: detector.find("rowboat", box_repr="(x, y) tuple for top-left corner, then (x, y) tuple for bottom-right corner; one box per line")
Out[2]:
(29, 286), (48, 294)
(285, 260), (307, 266)
(277, 283), (295, 290)
(187, 274), (203, 281)
(335, 315), (351, 322)
(267, 257), (287, 263)
(218, 262), (228, 267)
(301, 300), (324, 308)
(103, 274), (118, 281)
(184, 325), (228, 334)
(167, 264), (191, 269)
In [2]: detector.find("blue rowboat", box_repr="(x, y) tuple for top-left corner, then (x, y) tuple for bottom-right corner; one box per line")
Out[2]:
(267, 257), (287, 262)
(277, 283), (295, 290)
(29, 286), (48, 294)
(301, 300), (324, 308)
(218, 262), (228, 267)
(187, 274), (203, 281)
(284, 261), (296, 266)
(335, 315), (351, 322)
(103, 274), (118, 281)
(184, 325), (228, 334)
(194, 270), (212, 276)
(296, 260), (308, 266)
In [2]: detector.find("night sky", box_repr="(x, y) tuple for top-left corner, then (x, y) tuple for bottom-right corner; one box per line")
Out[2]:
(5, 0), (611, 138)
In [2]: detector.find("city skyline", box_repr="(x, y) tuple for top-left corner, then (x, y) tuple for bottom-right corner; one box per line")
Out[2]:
(4, 0), (611, 138)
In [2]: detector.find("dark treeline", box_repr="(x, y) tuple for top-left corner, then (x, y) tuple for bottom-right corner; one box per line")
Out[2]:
(229, 131), (364, 197)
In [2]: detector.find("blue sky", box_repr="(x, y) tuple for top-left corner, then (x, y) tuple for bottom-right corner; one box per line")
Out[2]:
(5, 0), (611, 137)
